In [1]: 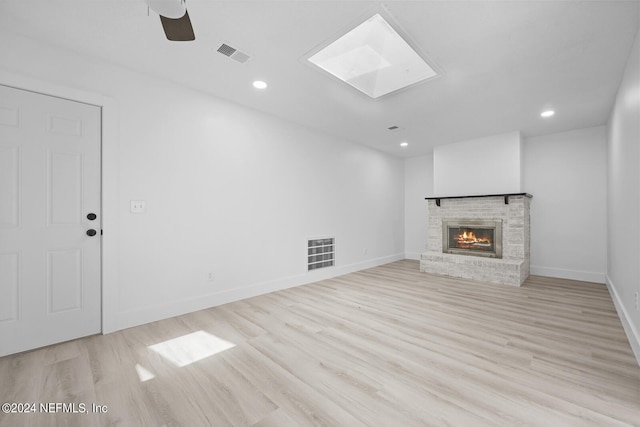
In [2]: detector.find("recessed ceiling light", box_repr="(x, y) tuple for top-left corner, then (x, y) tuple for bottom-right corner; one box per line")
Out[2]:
(400, 142), (409, 147)
(307, 13), (438, 99)
(541, 110), (555, 118)
(253, 80), (268, 89)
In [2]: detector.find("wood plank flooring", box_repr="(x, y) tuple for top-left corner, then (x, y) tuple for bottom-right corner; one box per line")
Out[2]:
(1, 260), (638, 426)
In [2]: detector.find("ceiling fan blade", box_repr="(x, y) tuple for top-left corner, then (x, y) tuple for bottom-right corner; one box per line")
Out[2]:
(159, 10), (195, 41)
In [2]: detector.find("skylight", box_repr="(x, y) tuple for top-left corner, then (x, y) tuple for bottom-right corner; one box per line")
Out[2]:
(308, 13), (437, 99)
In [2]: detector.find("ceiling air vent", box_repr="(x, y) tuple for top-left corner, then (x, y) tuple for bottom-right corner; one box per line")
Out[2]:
(217, 43), (251, 64)
(217, 43), (236, 57)
(308, 238), (335, 271)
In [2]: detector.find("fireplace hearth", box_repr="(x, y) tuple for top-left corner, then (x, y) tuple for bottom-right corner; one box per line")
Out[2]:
(443, 219), (502, 258)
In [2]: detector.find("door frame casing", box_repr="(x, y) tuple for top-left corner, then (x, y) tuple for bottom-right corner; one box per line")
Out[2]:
(0, 70), (119, 334)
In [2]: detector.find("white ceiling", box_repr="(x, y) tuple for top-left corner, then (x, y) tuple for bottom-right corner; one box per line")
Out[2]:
(0, 0), (638, 157)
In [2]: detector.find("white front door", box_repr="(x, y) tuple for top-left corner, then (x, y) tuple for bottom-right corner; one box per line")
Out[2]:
(0, 85), (101, 357)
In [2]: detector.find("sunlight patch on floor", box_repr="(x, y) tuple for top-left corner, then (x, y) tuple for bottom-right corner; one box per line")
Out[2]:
(135, 363), (156, 382)
(148, 330), (236, 367)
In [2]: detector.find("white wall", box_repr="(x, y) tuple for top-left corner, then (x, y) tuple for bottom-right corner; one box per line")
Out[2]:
(433, 131), (522, 196)
(0, 32), (405, 332)
(607, 29), (640, 365)
(523, 127), (607, 283)
(404, 155), (433, 259)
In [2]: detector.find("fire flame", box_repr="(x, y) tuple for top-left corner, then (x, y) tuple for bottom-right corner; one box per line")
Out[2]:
(456, 230), (491, 245)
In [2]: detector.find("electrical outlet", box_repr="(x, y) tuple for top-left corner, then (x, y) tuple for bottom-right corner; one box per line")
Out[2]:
(130, 200), (146, 213)
(208, 272), (215, 281)
(363, 248), (368, 255)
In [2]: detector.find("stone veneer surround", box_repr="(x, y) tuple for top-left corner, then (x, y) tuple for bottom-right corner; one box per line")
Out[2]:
(420, 195), (531, 286)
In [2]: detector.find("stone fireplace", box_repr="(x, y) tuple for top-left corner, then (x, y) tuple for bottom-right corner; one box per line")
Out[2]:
(420, 193), (531, 286)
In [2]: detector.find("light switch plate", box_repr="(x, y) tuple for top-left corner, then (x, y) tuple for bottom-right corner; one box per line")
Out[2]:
(130, 200), (146, 213)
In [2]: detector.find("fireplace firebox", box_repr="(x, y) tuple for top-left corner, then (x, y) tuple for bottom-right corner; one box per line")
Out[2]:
(442, 219), (502, 258)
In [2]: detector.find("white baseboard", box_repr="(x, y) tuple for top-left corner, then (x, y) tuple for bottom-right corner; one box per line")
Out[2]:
(114, 253), (405, 332)
(404, 251), (422, 261)
(530, 265), (605, 284)
(605, 275), (640, 368)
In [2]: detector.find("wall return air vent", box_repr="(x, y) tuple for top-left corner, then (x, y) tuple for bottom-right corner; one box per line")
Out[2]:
(308, 238), (335, 271)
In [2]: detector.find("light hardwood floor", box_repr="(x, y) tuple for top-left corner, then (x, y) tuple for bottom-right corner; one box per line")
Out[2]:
(1, 260), (639, 426)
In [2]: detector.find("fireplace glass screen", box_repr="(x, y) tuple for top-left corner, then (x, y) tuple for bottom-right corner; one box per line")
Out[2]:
(448, 227), (494, 252)
(442, 219), (502, 258)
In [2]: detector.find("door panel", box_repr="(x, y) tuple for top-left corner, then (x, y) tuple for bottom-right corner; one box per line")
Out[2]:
(47, 114), (83, 136)
(47, 249), (83, 313)
(0, 147), (19, 228)
(0, 253), (19, 322)
(0, 106), (19, 127)
(0, 85), (101, 357)
(49, 151), (83, 225)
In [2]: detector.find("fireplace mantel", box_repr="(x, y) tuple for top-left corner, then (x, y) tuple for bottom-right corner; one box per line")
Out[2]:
(426, 193), (533, 206)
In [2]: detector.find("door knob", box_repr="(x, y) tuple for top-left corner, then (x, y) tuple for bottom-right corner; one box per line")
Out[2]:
(87, 213), (97, 220)
(86, 229), (97, 237)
